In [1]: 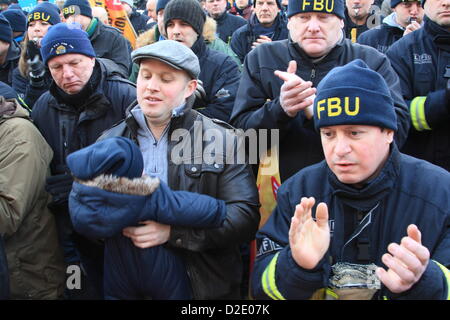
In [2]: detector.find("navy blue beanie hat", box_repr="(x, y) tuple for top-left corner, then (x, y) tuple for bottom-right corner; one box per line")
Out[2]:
(67, 137), (144, 180)
(1, 9), (26, 32)
(27, 3), (61, 26)
(63, 0), (93, 19)
(288, 0), (345, 19)
(390, 0), (421, 8)
(156, 0), (171, 13)
(40, 23), (96, 65)
(0, 15), (12, 44)
(314, 59), (397, 131)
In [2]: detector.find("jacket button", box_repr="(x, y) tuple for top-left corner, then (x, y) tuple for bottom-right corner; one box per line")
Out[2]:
(213, 163), (220, 169)
(176, 238), (182, 246)
(191, 167), (197, 173)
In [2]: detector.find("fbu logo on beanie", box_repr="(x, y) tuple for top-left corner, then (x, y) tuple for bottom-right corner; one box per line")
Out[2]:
(63, 5), (79, 17)
(316, 96), (360, 119)
(55, 44), (68, 55)
(288, 0), (345, 19)
(28, 12), (51, 22)
(301, 0), (335, 13)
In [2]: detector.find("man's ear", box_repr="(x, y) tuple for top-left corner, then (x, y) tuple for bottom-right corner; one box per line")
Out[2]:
(385, 129), (394, 144)
(185, 79), (198, 98)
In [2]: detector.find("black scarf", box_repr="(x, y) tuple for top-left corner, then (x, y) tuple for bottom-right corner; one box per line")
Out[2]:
(424, 16), (450, 52)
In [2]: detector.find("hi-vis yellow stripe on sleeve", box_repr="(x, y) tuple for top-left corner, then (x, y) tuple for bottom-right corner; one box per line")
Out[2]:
(433, 260), (450, 300)
(262, 252), (286, 300)
(410, 96), (431, 131)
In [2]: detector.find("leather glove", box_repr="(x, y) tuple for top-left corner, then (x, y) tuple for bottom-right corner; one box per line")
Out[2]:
(26, 40), (45, 87)
(45, 173), (74, 213)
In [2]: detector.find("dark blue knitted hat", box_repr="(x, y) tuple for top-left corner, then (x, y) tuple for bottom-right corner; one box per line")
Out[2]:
(67, 137), (144, 180)
(287, 0), (345, 19)
(314, 59), (397, 131)
(27, 3), (61, 26)
(156, 0), (171, 13)
(40, 23), (96, 65)
(63, 0), (93, 19)
(0, 15), (11, 44)
(1, 9), (26, 32)
(390, 0), (421, 8)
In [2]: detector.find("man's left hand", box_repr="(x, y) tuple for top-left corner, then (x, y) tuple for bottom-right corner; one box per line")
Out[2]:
(251, 35), (272, 49)
(122, 220), (171, 249)
(376, 224), (430, 294)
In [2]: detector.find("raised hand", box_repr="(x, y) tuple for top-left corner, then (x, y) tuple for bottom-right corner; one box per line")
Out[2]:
(289, 197), (330, 270)
(274, 60), (316, 118)
(376, 224), (430, 294)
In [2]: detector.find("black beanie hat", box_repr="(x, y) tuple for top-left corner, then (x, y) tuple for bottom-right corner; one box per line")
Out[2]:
(63, 0), (93, 19)
(1, 9), (26, 32)
(27, 4), (61, 27)
(164, 0), (206, 36)
(0, 15), (12, 44)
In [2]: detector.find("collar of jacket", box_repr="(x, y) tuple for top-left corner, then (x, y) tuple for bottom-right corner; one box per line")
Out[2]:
(424, 16), (450, 51)
(191, 35), (207, 57)
(215, 11), (228, 24)
(327, 143), (401, 211)
(86, 17), (99, 38)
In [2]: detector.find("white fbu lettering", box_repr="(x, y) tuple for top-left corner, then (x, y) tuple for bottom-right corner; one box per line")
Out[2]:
(413, 53), (432, 64)
(257, 238), (282, 257)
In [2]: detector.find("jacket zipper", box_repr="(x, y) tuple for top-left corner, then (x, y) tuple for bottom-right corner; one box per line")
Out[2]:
(310, 67), (316, 81)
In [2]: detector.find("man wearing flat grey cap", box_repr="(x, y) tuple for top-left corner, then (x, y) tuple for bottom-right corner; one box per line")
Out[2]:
(98, 40), (260, 299)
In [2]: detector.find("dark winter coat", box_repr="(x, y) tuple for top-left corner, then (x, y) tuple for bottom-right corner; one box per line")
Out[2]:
(357, 13), (405, 54)
(230, 13), (289, 63)
(252, 145), (450, 300)
(99, 96), (261, 299)
(214, 11), (246, 44)
(386, 17), (450, 171)
(90, 20), (132, 77)
(191, 36), (241, 122)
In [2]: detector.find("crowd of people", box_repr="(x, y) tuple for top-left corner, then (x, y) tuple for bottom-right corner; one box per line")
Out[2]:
(0, 0), (448, 300)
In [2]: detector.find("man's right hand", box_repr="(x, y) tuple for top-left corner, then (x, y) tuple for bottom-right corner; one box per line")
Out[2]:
(275, 60), (317, 118)
(289, 197), (330, 270)
(403, 20), (421, 36)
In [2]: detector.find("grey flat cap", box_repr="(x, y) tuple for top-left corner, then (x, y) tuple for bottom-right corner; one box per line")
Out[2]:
(131, 40), (200, 79)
